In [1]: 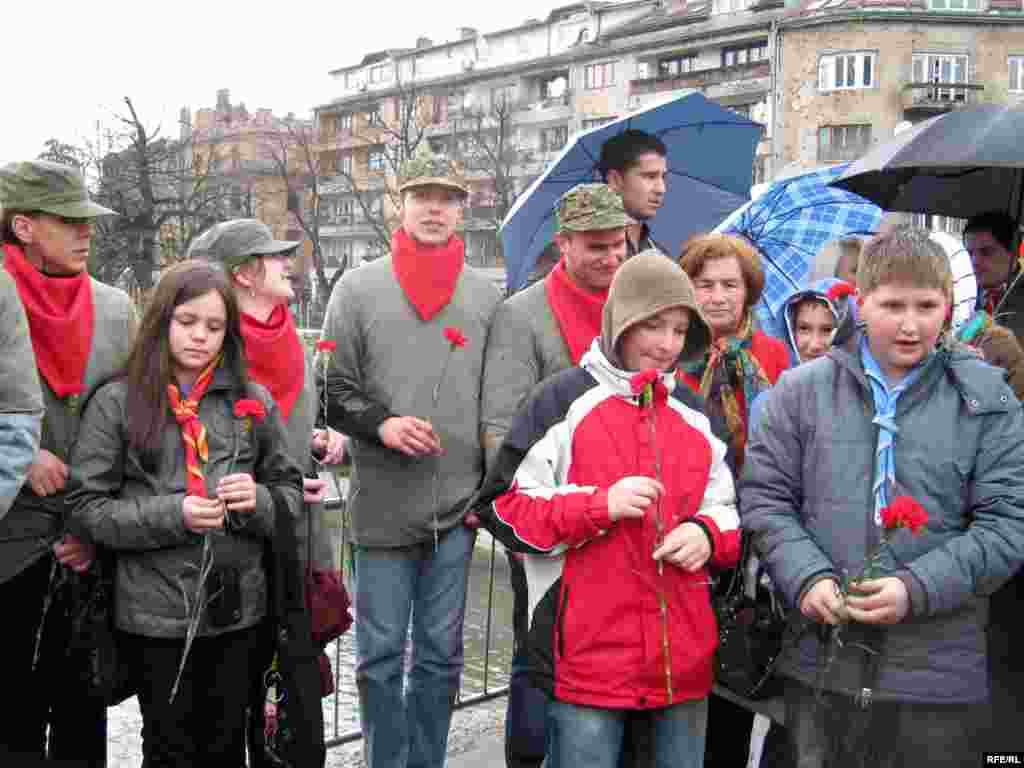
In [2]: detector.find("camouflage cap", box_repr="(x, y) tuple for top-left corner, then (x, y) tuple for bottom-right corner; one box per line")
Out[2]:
(187, 219), (301, 271)
(397, 148), (468, 198)
(0, 160), (118, 218)
(556, 183), (634, 233)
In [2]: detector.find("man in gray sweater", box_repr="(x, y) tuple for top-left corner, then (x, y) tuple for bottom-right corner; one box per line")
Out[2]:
(321, 164), (501, 768)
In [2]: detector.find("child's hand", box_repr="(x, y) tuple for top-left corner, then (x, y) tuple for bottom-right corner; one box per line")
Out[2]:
(217, 473), (257, 513)
(53, 534), (95, 573)
(800, 578), (847, 625)
(846, 577), (909, 625)
(653, 522), (711, 572)
(608, 476), (664, 522)
(303, 476), (327, 504)
(184, 495), (225, 533)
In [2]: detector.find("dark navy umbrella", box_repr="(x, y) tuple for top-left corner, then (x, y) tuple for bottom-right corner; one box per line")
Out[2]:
(499, 92), (762, 293)
(830, 105), (1024, 220)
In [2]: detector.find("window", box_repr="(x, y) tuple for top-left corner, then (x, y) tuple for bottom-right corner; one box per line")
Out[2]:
(818, 52), (876, 91)
(911, 53), (970, 101)
(339, 113), (353, 132)
(447, 90), (465, 116)
(541, 125), (569, 153)
(336, 153), (353, 175)
(367, 64), (392, 84)
(582, 117), (616, 131)
(367, 146), (386, 172)
(365, 106), (384, 127)
(723, 41), (769, 67)
(910, 213), (965, 235)
(928, 0), (979, 9)
(1011, 56), (1024, 93)
(712, 0), (752, 12)
(584, 61), (617, 90)
(491, 85), (516, 110)
(817, 124), (872, 163)
(659, 55), (698, 77)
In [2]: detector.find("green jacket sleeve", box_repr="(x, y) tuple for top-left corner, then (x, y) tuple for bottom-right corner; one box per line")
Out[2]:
(66, 385), (191, 550)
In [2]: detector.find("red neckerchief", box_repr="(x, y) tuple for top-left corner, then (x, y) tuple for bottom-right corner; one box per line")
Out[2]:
(984, 285), (1006, 316)
(545, 259), (608, 364)
(166, 355), (221, 498)
(391, 228), (465, 322)
(240, 305), (304, 421)
(2, 243), (95, 398)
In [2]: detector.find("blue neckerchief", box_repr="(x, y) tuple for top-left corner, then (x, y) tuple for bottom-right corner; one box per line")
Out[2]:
(860, 337), (929, 525)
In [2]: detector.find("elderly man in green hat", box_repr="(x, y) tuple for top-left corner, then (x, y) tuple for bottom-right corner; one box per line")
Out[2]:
(320, 159), (501, 768)
(0, 160), (135, 766)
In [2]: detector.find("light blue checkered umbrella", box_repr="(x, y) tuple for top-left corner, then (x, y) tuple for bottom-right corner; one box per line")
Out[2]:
(715, 164), (884, 335)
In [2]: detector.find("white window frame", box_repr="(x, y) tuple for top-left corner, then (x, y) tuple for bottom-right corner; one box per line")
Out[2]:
(911, 53), (970, 101)
(583, 61), (617, 90)
(818, 52), (876, 91)
(1009, 56), (1024, 93)
(367, 147), (386, 172)
(336, 153), (353, 175)
(817, 124), (872, 163)
(659, 54), (698, 77)
(928, 0), (979, 10)
(712, 0), (752, 13)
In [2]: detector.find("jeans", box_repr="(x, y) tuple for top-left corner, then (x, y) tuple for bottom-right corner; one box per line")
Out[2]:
(354, 524), (475, 768)
(548, 698), (708, 768)
(785, 678), (983, 768)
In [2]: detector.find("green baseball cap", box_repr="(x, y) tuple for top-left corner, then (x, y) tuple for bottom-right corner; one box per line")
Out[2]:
(396, 149), (468, 198)
(187, 219), (302, 271)
(556, 183), (634, 232)
(0, 160), (119, 218)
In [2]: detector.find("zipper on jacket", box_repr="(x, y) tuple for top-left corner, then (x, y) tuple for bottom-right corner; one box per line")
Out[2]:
(557, 585), (568, 659)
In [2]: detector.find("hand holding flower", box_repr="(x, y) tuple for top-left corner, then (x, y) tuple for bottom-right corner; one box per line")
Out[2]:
(845, 577), (910, 625)
(379, 416), (442, 457)
(303, 476), (328, 504)
(653, 522), (711, 572)
(312, 427), (346, 464)
(608, 476), (664, 522)
(183, 495), (226, 533)
(217, 473), (257, 513)
(53, 534), (95, 574)
(800, 578), (847, 626)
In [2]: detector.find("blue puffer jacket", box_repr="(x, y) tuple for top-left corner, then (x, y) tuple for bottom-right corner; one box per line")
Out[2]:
(741, 325), (1024, 704)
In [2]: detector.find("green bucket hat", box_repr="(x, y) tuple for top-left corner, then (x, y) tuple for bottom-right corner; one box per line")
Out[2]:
(0, 160), (119, 218)
(187, 219), (302, 271)
(556, 183), (634, 233)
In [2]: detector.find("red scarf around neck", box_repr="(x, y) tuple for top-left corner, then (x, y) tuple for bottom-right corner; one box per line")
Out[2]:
(166, 355), (221, 498)
(391, 228), (465, 322)
(2, 243), (95, 398)
(240, 305), (305, 422)
(545, 259), (608, 364)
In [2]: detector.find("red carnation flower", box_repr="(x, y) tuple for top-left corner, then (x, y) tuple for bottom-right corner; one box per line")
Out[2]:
(316, 339), (337, 352)
(444, 326), (468, 348)
(827, 282), (856, 302)
(234, 399), (267, 422)
(880, 495), (928, 535)
(630, 369), (660, 395)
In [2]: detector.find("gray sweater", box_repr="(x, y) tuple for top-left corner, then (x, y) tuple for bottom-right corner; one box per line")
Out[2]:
(321, 256), (501, 547)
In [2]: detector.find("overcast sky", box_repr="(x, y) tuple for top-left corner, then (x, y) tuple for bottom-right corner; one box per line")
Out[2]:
(4, 1), (565, 167)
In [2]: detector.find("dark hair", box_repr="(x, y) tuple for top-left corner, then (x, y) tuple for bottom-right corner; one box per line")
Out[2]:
(122, 261), (247, 460)
(598, 130), (667, 180)
(964, 210), (1019, 254)
(678, 232), (766, 311)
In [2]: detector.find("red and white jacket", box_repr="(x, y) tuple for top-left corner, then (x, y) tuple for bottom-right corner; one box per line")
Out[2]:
(477, 341), (740, 710)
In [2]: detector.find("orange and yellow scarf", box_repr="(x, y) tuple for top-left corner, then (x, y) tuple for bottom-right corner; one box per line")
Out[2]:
(166, 355), (222, 498)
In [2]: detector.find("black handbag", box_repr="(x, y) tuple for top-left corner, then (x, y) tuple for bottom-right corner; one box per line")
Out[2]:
(65, 550), (135, 707)
(713, 533), (789, 700)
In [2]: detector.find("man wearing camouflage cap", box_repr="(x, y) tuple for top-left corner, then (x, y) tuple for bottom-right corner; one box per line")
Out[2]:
(0, 160), (135, 765)
(320, 161), (501, 768)
(481, 182), (632, 768)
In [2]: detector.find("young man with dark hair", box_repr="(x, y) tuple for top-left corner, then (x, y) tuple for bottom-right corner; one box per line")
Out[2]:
(964, 210), (1023, 339)
(599, 129), (668, 256)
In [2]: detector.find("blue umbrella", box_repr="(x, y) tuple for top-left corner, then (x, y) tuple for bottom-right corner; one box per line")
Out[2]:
(715, 164), (884, 336)
(500, 92), (762, 293)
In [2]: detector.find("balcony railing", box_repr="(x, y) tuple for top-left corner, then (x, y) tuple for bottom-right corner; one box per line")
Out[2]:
(901, 82), (984, 117)
(630, 60), (770, 95)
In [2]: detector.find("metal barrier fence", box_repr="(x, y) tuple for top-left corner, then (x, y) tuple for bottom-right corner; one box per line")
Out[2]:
(320, 483), (512, 748)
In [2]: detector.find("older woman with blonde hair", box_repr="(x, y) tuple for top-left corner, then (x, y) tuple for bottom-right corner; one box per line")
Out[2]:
(679, 233), (789, 469)
(679, 232), (790, 768)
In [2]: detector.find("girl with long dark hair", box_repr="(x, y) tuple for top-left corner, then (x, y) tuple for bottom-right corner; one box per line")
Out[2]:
(67, 260), (303, 766)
